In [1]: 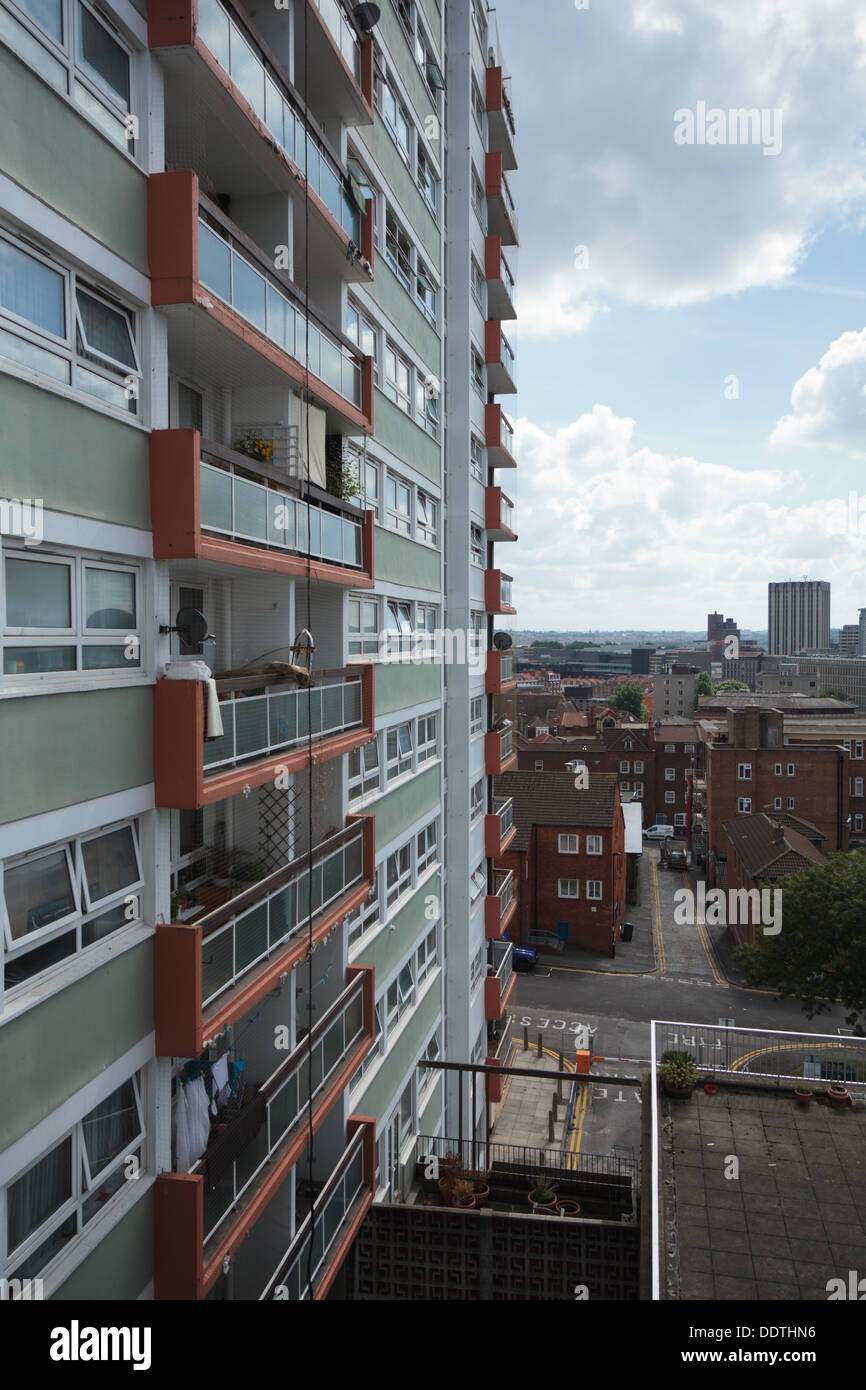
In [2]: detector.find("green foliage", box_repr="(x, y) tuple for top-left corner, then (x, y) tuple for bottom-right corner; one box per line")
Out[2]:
(659, 1050), (698, 1088)
(715, 680), (750, 692)
(734, 853), (866, 1032)
(820, 687), (850, 702)
(695, 673), (715, 698)
(529, 1181), (557, 1204)
(608, 680), (647, 720)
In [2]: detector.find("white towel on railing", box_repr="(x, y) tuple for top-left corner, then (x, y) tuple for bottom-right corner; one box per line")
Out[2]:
(204, 678), (224, 741)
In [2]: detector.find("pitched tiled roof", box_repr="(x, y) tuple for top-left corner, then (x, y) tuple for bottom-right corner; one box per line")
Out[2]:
(653, 725), (698, 743)
(722, 813), (826, 879)
(494, 771), (620, 852)
(767, 813), (826, 843)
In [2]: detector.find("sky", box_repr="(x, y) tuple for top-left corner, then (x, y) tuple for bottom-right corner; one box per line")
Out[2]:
(493, 0), (866, 633)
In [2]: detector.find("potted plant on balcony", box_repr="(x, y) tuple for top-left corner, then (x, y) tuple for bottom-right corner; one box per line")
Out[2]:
(469, 1171), (491, 1208)
(794, 1086), (813, 1107)
(451, 1180), (476, 1210)
(436, 1152), (466, 1205)
(827, 1083), (851, 1109)
(557, 1199), (581, 1217)
(527, 1180), (558, 1213)
(659, 1050), (699, 1100)
(234, 430), (274, 465)
(325, 437), (363, 503)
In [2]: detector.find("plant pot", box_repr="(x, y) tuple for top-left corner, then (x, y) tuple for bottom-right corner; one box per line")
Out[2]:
(472, 1181), (490, 1209)
(794, 1089), (813, 1107)
(828, 1086), (850, 1109)
(557, 1199), (581, 1217)
(662, 1081), (695, 1101)
(527, 1191), (558, 1213)
(703, 1083), (717, 1095)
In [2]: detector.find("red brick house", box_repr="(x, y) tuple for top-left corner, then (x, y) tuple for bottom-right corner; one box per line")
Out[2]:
(492, 771), (626, 956)
(721, 813), (827, 946)
(652, 723), (699, 834)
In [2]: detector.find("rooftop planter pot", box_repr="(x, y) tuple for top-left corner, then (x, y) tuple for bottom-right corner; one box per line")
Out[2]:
(528, 1182), (558, 1213)
(660, 1050), (699, 1101)
(557, 1199), (581, 1217)
(794, 1087), (813, 1107)
(828, 1084), (851, 1110)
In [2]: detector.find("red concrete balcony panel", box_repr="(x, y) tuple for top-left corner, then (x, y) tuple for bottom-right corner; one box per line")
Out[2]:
(153, 971), (375, 1300)
(150, 430), (374, 587)
(485, 868), (517, 940)
(485, 236), (516, 320)
(485, 649), (517, 695)
(485, 152), (519, 246)
(485, 65), (517, 170)
(485, 569), (517, 616)
(485, 486), (516, 541)
(485, 796), (516, 859)
(153, 663), (374, 810)
(484, 321), (516, 395)
(147, 172), (374, 436)
(484, 404), (517, 469)
(485, 1016), (515, 1104)
(154, 816), (375, 1058)
(485, 723), (517, 776)
(484, 939), (515, 1022)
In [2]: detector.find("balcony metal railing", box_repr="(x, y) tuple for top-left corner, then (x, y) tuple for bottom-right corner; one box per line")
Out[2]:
(500, 495), (515, 533)
(490, 1013), (514, 1064)
(653, 1020), (866, 1087)
(194, 973), (368, 1245)
(200, 824), (366, 1008)
(197, 0), (360, 241)
(200, 455), (364, 568)
(500, 332), (515, 380)
(260, 1124), (368, 1299)
(493, 871), (515, 926)
(198, 219), (362, 406)
(493, 796), (514, 839)
(311, 0), (362, 81)
(490, 938), (514, 999)
(499, 251), (515, 301)
(499, 652), (514, 683)
(499, 724), (513, 762)
(203, 669), (363, 772)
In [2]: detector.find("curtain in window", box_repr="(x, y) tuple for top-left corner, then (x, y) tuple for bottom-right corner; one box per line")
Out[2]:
(0, 240), (65, 337)
(84, 567), (136, 629)
(76, 289), (135, 369)
(81, 826), (138, 905)
(81, 1081), (139, 1180)
(7, 1138), (72, 1253)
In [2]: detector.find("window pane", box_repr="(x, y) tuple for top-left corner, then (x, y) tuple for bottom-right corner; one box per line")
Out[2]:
(76, 289), (135, 370)
(5, 557), (71, 628)
(82, 1079), (139, 1178)
(0, 239), (65, 337)
(4, 646), (77, 675)
(24, 0), (63, 40)
(84, 567), (136, 630)
(78, 3), (130, 106)
(7, 1137), (73, 1253)
(177, 382), (203, 431)
(0, 325), (69, 383)
(5, 849), (75, 940)
(82, 644), (137, 669)
(81, 826), (138, 904)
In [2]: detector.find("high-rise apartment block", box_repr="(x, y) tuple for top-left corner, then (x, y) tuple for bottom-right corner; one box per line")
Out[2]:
(768, 581), (830, 656)
(0, 0), (518, 1301)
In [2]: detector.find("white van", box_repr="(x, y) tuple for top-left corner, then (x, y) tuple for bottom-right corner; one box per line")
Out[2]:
(643, 824), (675, 841)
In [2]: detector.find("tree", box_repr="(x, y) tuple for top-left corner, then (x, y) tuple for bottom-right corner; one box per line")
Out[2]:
(695, 673), (715, 699)
(715, 680), (750, 692)
(734, 852), (866, 1033)
(609, 680), (648, 721)
(820, 687), (850, 702)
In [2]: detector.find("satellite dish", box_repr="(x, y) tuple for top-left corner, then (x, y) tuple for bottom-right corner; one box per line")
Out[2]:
(160, 607), (214, 648)
(493, 631), (513, 651)
(353, 2), (380, 33)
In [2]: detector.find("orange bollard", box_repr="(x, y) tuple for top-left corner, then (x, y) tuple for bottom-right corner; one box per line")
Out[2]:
(575, 1050), (592, 1075)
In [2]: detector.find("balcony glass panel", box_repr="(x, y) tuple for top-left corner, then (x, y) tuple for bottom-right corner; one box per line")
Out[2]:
(232, 255), (267, 333)
(199, 223), (231, 302)
(263, 1134), (367, 1299)
(201, 466), (232, 531)
(234, 476), (267, 541)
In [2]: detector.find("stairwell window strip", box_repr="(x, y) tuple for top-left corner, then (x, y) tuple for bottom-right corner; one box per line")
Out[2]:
(470, 695), (484, 736)
(0, 230), (141, 415)
(1, 1070), (145, 1283)
(0, 0), (135, 155)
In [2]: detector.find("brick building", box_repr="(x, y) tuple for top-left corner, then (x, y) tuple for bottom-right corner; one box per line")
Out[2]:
(722, 814), (827, 946)
(493, 772), (626, 956)
(652, 723), (700, 834)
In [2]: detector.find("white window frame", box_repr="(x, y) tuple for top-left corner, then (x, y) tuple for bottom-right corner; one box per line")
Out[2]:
(470, 778), (485, 821)
(470, 696), (485, 736)
(416, 491), (438, 546)
(348, 595), (381, 658)
(737, 763), (752, 781)
(737, 797), (752, 813)
(586, 880), (602, 901)
(787, 764), (796, 777)
(586, 835), (603, 856)
(385, 959), (415, 1028)
(417, 713), (438, 765)
(558, 834), (579, 854)
(348, 736), (381, 801)
(385, 844), (412, 911)
(416, 820), (438, 876)
(470, 433), (485, 482)
(665, 791), (675, 804)
(385, 472), (412, 535)
(470, 524), (485, 568)
(386, 722), (414, 781)
(558, 879), (579, 899)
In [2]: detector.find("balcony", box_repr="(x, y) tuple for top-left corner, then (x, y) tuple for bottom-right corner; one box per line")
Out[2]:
(485, 868), (517, 940)
(485, 649), (516, 696)
(303, 0), (374, 127)
(485, 236), (516, 321)
(486, 153), (519, 246)
(154, 664), (374, 810)
(485, 722), (517, 777)
(485, 404), (517, 469)
(485, 1016), (514, 1104)
(150, 430), (374, 587)
(485, 570), (517, 616)
(153, 969), (375, 1299)
(155, 817), (374, 1057)
(148, 172), (374, 436)
(485, 323), (517, 396)
(485, 939), (515, 1022)
(485, 486), (516, 541)
(486, 796), (516, 858)
(148, 0), (373, 287)
(486, 66), (517, 171)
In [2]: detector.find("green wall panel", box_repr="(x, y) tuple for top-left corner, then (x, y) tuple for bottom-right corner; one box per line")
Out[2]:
(372, 6), (438, 153)
(360, 116), (440, 264)
(418, 1072), (443, 1136)
(374, 764), (440, 851)
(354, 979), (440, 1123)
(370, 256), (440, 373)
(0, 47), (147, 269)
(0, 687), (153, 825)
(374, 527), (440, 592)
(0, 375), (150, 528)
(355, 872), (440, 983)
(0, 941), (153, 1152)
(375, 660), (441, 716)
(52, 1189), (153, 1301)
(373, 390), (441, 484)
(417, 0), (442, 52)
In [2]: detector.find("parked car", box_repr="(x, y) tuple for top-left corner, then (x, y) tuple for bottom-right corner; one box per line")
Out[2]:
(504, 934), (538, 972)
(643, 824), (675, 841)
(664, 849), (689, 870)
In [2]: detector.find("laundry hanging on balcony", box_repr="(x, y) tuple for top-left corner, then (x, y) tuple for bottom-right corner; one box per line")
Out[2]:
(163, 660), (224, 741)
(174, 1073), (211, 1174)
(297, 400), (327, 490)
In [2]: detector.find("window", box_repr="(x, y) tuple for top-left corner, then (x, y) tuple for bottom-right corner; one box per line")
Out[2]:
(470, 862), (486, 903)
(787, 797), (796, 811)
(471, 75), (485, 128)
(394, 0), (413, 42)
(774, 763), (783, 776)
(773, 797), (783, 810)
(856, 778), (864, 797)
(384, 341), (412, 412)
(471, 257), (485, 309)
(417, 821), (438, 875)
(787, 764), (796, 776)
(534, 760), (543, 771)
(586, 835), (602, 855)
(470, 778), (484, 820)
(0, 232), (140, 413)
(856, 742), (864, 761)
(674, 814), (687, 827)
(619, 761), (630, 774)
(634, 783), (643, 799)
(471, 166), (486, 224)
(472, 0), (487, 45)
(348, 737), (381, 800)
(417, 714), (438, 764)
(415, 374), (440, 438)
(379, 73), (412, 162)
(385, 474), (412, 535)
(634, 761), (644, 775)
(415, 258), (437, 325)
(386, 845), (412, 909)
(416, 148), (438, 212)
(2, 550), (141, 678)
(586, 881), (602, 901)
(472, 348), (485, 396)
(348, 870), (380, 948)
(665, 791), (675, 804)
(351, 998), (383, 1083)
(3, 819), (143, 989)
(559, 834), (579, 854)
(624, 739), (633, 751)
(470, 944), (485, 991)
(737, 797), (752, 813)
(665, 744), (676, 753)
(418, 1030), (441, 1095)
(665, 767), (676, 781)
(415, 606), (437, 657)
(2, 1071), (144, 1283)
(346, 300), (378, 379)
(856, 814), (864, 833)
(384, 600), (413, 658)
(386, 960), (415, 1026)
(386, 723), (413, 779)
(621, 782), (630, 792)
(348, 596), (380, 657)
(416, 924), (438, 983)
(470, 434), (485, 482)
(558, 879), (579, 899)
(416, 491), (438, 545)
(470, 525), (485, 568)
(470, 696), (485, 736)
(737, 763), (752, 780)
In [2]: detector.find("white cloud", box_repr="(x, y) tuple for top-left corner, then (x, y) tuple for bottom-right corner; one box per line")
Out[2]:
(771, 328), (866, 456)
(517, 272), (604, 338)
(509, 405), (865, 629)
